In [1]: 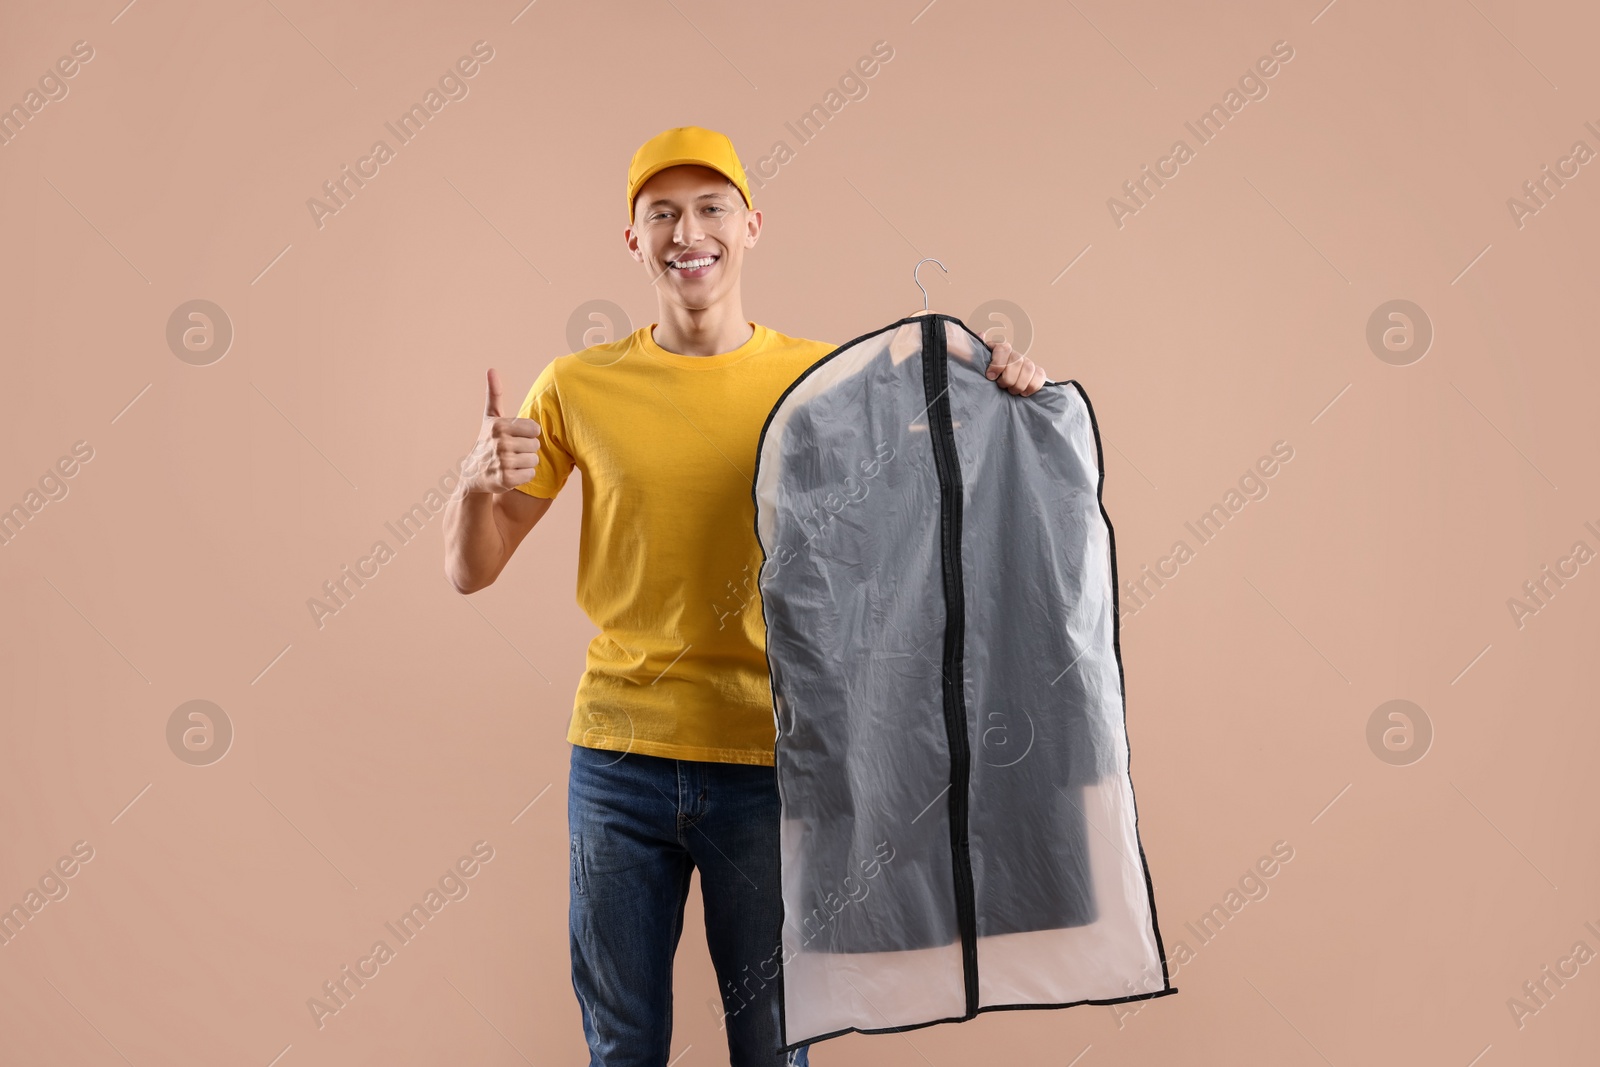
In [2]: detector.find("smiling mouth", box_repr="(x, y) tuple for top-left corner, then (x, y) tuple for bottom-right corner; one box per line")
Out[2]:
(668, 253), (719, 277)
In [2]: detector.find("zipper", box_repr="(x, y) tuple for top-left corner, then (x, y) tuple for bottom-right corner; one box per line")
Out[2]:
(919, 315), (980, 1016)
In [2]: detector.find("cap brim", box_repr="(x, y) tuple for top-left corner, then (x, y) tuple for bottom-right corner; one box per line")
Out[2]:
(631, 159), (750, 219)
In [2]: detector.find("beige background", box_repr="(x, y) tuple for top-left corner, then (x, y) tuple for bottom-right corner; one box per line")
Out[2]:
(2, 0), (1597, 1063)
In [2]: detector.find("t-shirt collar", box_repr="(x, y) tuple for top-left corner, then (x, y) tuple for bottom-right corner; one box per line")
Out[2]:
(638, 321), (768, 369)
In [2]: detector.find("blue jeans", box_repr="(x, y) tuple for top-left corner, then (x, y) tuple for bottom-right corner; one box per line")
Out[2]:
(568, 742), (810, 1066)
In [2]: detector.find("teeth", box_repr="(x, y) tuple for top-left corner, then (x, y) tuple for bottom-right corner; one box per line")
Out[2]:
(672, 256), (716, 270)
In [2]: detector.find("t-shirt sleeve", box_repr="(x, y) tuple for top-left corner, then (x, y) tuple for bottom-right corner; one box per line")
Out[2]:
(513, 360), (576, 499)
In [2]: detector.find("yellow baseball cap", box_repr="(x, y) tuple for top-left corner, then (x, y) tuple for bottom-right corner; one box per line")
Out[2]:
(626, 125), (753, 224)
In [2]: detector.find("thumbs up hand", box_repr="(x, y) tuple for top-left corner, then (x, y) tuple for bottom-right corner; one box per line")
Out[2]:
(462, 367), (542, 494)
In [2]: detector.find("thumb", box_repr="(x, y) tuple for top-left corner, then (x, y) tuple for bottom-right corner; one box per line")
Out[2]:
(484, 367), (504, 418)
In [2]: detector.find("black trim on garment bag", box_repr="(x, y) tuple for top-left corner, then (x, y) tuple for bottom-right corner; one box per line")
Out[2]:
(919, 315), (981, 1018)
(1065, 375), (1178, 1001)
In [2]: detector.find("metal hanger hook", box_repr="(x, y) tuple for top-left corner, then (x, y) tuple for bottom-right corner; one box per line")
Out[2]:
(912, 257), (948, 312)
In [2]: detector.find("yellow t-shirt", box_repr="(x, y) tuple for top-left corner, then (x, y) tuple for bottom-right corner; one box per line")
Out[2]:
(516, 321), (836, 766)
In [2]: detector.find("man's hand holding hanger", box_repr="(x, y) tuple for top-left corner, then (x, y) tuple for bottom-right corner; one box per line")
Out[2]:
(982, 338), (1046, 397)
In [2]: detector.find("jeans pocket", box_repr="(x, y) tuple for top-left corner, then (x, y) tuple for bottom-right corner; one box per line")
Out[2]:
(570, 832), (586, 896)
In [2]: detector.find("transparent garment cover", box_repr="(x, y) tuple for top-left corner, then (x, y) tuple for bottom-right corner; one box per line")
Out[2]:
(753, 315), (1174, 1050)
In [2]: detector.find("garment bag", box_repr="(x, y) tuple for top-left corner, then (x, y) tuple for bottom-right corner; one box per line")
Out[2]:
(753, 313), (1176, 1050)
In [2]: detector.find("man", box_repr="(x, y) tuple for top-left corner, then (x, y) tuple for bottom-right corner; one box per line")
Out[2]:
(442, 126), (1043, 1067)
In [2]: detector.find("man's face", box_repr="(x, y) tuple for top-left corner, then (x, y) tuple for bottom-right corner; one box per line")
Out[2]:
(626, 164), (759, 312)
